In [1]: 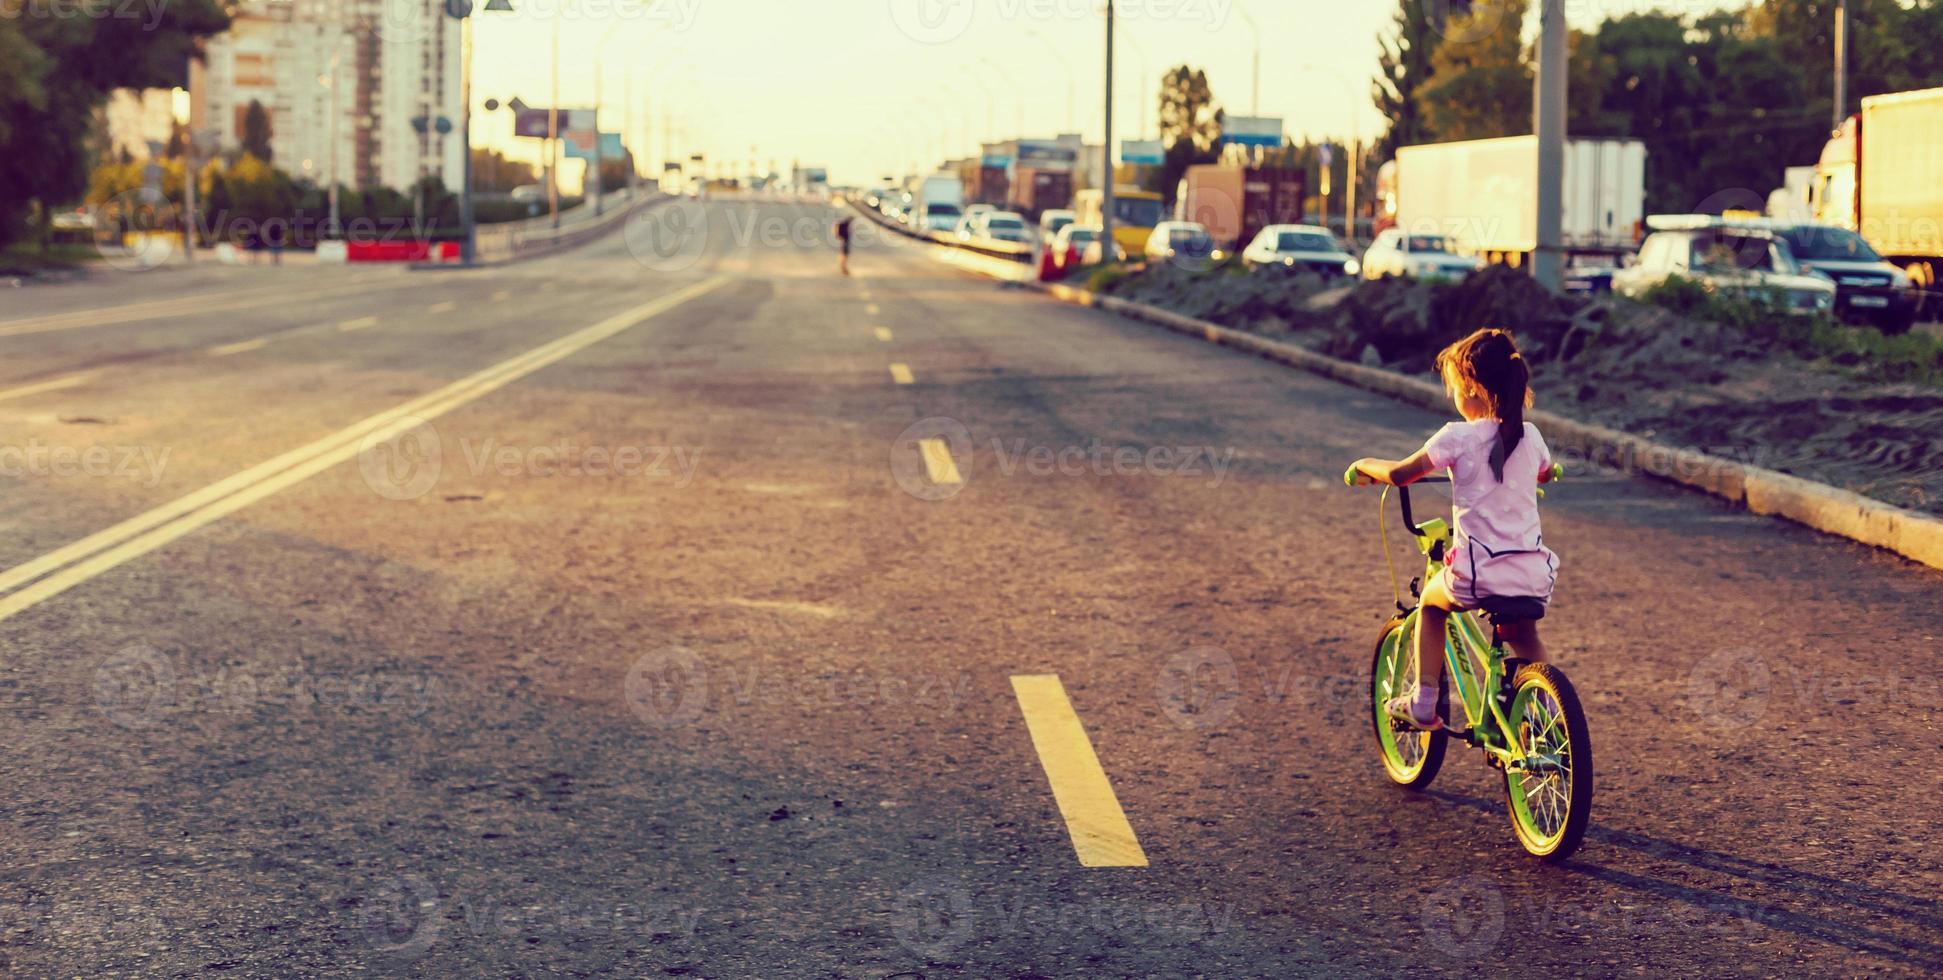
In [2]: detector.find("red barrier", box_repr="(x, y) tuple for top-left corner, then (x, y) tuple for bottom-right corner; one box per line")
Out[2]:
(346, 240), (461, 263)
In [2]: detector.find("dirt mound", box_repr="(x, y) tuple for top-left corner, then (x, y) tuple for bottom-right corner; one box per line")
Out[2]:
(1099, 263), (1943, 516)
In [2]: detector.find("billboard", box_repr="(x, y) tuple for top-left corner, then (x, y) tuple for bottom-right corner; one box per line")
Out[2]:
(563, 132), (626, 161)
(1015, 139), (1077, 171)
(514, 107), (596, 139)
(1121, 139), (1164, 165)
(1223, 115), (1284, 149)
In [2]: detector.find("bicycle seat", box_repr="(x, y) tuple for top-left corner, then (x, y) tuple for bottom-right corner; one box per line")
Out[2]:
(1477, 596), (1547, 623)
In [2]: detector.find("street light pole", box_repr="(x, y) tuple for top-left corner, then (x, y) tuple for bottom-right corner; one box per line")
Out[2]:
(1532, 0), (1566, 292)
(1237, 2), (1261, 117)
(458, 7), (475, 263)
(547, 6), (560, 229)
(1102, 0), (1115, 261)
(1833, 0), (1848, 133)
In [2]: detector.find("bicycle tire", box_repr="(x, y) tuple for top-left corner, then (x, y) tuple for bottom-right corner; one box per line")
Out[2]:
(1501, 662), (1594, 861)
(1369, 615), (1446, 789)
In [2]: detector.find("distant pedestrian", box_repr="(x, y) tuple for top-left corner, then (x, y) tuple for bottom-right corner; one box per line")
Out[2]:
(834, 215), (853, 276)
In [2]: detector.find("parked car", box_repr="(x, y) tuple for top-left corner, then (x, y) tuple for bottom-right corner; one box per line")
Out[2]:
(1038, 208), (1077, 242)
(1771, 222), (1920, 333)
(1241, 224), (1358, 277)
(1050, 224), (1125, 272)
(1359, 230), (1483, 280)
(952, 214), (979, 242)
(980, 211), (1031, 246)
(1143, 221), (1222, 265)
(1611, 223), (1835, 315)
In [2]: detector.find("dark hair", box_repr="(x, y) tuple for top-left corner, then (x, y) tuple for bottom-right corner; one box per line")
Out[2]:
(1434, 328), (1532, 482)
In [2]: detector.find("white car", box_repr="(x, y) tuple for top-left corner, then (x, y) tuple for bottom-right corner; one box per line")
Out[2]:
(1050, 224), (1125, 270)
(980, 211), (1031, 246)
(1143, 221), (1223, 265)
(1611, 225), (1836, 314)
(1360, 230), (1484, 280)
(1242, 224), (1358, 277)
(1038, 208), (1077, 242)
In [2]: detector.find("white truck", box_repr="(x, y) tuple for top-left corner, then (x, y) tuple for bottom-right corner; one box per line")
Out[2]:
(914, 174), (966, 235)
(1392, 136), (1647, 282)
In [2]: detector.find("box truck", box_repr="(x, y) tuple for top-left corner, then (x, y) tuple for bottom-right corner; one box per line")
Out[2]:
(1010, 167), (1074, 220)
(914, 174), (966, 234)
(1177, 164), (1305, 251)
(1813, 86), (1943, 290)
(1392, 136), (1646, 265)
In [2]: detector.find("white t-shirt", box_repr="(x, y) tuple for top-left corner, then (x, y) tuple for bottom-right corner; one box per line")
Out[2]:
(1418, 418), (1559, 603)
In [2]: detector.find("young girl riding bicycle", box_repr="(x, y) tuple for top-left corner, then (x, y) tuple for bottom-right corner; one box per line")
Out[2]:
(1349, 328), (1559, 730)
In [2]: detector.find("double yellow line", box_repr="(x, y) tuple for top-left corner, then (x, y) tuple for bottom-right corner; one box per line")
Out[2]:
(0, 276), (728, 624)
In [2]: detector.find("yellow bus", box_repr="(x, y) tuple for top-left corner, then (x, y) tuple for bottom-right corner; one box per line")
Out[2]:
(1075, 187), (1167, 257)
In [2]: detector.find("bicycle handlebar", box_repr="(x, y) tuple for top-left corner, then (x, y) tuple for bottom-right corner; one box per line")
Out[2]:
(1346, 462), (1563, 538)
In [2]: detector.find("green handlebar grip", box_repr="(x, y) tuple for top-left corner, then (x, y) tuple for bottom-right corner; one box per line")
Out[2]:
(1343, 464), (1361, 488)
(1549, 462), (1564, 483)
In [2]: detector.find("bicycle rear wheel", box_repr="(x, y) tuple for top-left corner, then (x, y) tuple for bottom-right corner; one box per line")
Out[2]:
(1502, 662), (1593, 861)
(1369, 615), (1445, 788)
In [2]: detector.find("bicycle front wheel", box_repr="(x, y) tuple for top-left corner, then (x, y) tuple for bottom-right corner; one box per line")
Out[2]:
(1502, 662), (1593, 861)
(1369, 615), (1445, 788)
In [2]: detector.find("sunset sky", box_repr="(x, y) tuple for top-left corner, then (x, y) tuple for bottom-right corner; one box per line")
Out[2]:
(467, 0), (1743, 185)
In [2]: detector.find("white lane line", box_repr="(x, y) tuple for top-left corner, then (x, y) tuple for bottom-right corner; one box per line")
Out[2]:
(0, 279), (406, 338)
(873, 327), (893, 343)
(427, 301), (458, 314)
(0, 276), (730, 624)
(1010, 675), (1148, 868)
(207, 338), (271, 357)
(888, 363), (914, 385)
(918, 439), (962, 486)
(491, 290), (512, 302)
(0, 372), (96, 404)
(337, 316), (380, 332)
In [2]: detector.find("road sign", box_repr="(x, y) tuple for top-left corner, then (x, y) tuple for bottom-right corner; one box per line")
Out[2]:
(1224, 115), (1284, 149)
(1122, 139), (1164, 166)
(513, 107), (594, 139)
(564, 133), (626, 161)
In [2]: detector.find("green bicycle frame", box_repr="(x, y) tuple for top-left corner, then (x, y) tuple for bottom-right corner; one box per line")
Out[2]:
(1386, 489), (1533, 769)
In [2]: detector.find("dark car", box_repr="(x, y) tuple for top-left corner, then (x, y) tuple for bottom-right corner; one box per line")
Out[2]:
(1771, 223), (1921, 333)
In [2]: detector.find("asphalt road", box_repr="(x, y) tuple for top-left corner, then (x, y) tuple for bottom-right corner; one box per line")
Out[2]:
(1, 195), (1939, 977)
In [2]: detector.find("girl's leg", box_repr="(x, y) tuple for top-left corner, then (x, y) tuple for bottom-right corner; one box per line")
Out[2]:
(1387, 576), (1455, 728)
(1500, 621), (1549, 664)
(1414, 577), (1455, 695)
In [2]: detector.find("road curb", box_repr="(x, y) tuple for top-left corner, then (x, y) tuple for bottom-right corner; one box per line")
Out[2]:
(1034, 282), (1943, 572)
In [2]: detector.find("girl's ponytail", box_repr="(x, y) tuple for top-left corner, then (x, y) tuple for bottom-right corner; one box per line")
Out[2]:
(1488, 348), (1529, 482)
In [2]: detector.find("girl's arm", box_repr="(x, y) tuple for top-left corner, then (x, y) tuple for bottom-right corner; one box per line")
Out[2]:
(1349, 450), (1438, 487)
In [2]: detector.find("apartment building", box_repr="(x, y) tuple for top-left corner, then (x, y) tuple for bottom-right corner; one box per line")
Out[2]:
(192, 0), (463, 193)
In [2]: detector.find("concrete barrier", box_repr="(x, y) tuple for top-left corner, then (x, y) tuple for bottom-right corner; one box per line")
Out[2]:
(1028, 280), (1943, 572)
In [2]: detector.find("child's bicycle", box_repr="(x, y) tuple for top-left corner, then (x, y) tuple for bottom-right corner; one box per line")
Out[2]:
(1342, 463), (1592, 861)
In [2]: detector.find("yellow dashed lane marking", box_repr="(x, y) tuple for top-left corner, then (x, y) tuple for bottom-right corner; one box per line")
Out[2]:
(427, 301), (458, 314)
(208, 338), (270, 357)
(338, 316), (380, 332)
(888, 363), (914, 385)
(866, 303), (881, 315)
(0, 276), (731, 624)
(873, 327), (893, 342)
(1010, 675), (1148, 868)
(918, 438), (962, 486)
(0, 372), (95, 403)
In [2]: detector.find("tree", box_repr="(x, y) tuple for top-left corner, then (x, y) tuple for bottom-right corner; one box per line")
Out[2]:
(1372, 0), (1448, 159)
(471, 148), (538, 194)
(1152, 65), (1224, 207)
(1157, 65), (1223, 153)
(0, 0), (229, 252)
(1419, 0), (1532, 141)
(242, 99), (274, 164)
